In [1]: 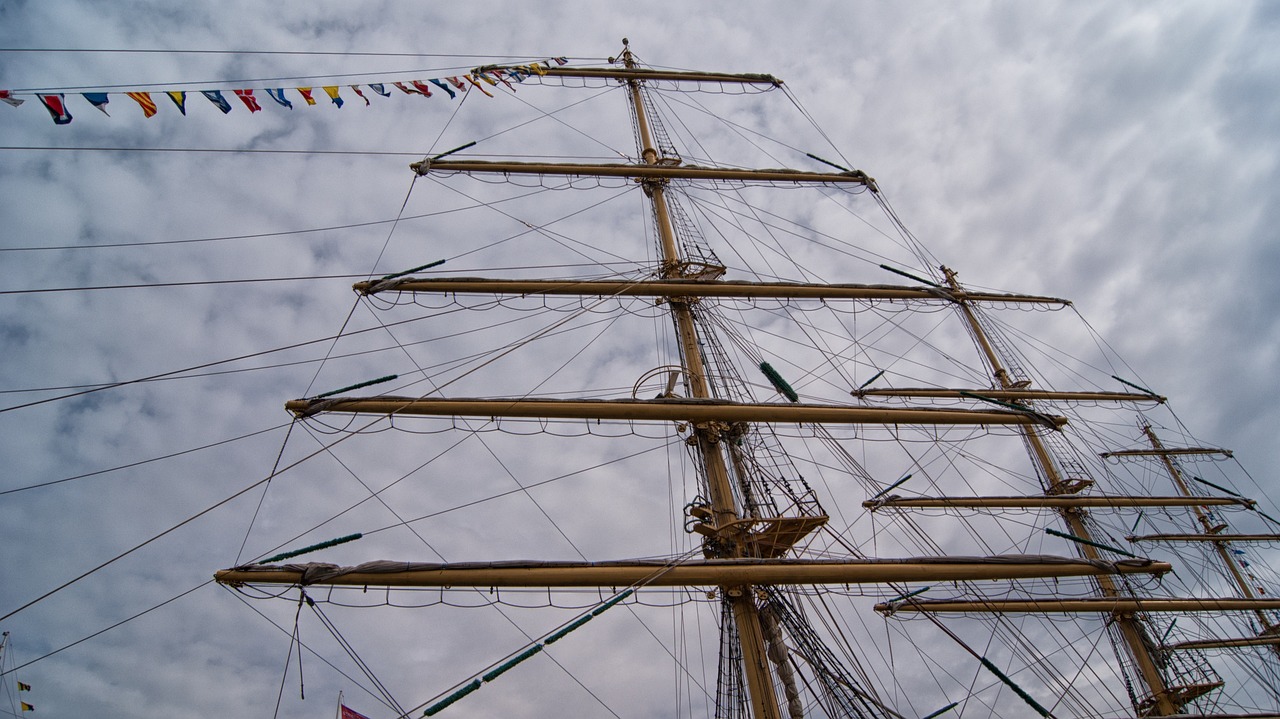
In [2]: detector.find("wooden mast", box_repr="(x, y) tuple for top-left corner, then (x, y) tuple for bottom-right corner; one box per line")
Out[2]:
(939, 266), (1181, 717)
(616, 38), (782, 719)
(1136, 426), (1280, 641)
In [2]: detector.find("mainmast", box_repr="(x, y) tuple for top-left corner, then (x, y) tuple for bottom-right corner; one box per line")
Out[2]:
(617, 38), (784, 719)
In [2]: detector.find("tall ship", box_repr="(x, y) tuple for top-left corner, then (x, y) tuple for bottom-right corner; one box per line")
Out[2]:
(188, 41), (1276, 717)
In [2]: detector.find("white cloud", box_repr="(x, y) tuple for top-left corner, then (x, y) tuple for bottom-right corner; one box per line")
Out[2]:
(1, 2), (1277, 718)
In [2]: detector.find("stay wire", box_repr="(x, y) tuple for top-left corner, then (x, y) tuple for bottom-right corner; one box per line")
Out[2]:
(6, 63), (516, 94)
(0, 412), (383, 623)
(0, 48), (585, 59)
(246, 99), (449, 571)
(468, 85), (621, 147)
(306, 595), (407, 716)
(366, 75), (471, 280)
(235, 419), (299, 565)
(0, 422), (287, 496)
(399, 548), (703, 719)
(0, 184), (566, 253)
(0, 298), (465, 415)
(337, 291), (649, 717)
(225, 585), (397, 711)
(272, 593), (306, 719)
(0, 274), (368, 295)
(0, 579), (210, 677)
(297, 420), (447, 563)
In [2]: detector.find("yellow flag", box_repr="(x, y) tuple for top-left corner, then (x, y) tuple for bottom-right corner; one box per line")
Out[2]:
(21, 701), (34, 711)
(125, 91), (158, 118)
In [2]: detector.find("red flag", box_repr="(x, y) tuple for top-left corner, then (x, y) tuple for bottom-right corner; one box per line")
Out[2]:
(409, 80), (434, 97)
(392, 82), (421, 96)
(340, 705), (371, 719)
(37, 94), (72, 124)
(233, 89), (262, 112)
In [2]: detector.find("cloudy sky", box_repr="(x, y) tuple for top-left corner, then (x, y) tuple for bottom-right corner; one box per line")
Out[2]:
(1, 2), (1278, 718)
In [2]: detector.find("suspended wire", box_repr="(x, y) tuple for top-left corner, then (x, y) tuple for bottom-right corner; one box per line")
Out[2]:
(0, 303), (477, 414)
(0, 48), (588, 59)
(306, 595), (407, 715)
(4, 62), (542, 94)
(224, 586), (399, 711)
(0, 580), (211, 677)
(0, 144), (435, 156)
(272, 594), (307, 719)
(0, 415), (381, 623)
(0, 184), (572, 253)
(0, 273), (366, 295)
(0, 422), (288, 496)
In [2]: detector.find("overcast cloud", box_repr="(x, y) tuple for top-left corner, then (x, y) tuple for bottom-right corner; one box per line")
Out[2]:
(1, 2), (1277, 718)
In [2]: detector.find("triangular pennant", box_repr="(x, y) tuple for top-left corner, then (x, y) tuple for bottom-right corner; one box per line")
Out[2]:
(297, 87), (317, 106)
(125, 91), (158, 118)
(410, 80), (434, 97)
(20, 702), (33, 712)
(464, 75), (494, 98)
(0, 90), (25, 107)
(201, 90), (233, 113)
(429, 79), (455, 99)
(446, 77), (467, 91)
(489, 71), (514, 92)
(322, 86), (344, 107)
(37, 94), (72, 124)
(82, 92), (111, 115)
(554, 57), (568, 65)
(392, 82), (421, 95)
(349, 85), (370, 106)
(265, 88), (293, 109)
(166, 91), (187, 115)
(17, 682), (31, 692)
(233, 89), (262, 112)
(369, 83), (391, 97)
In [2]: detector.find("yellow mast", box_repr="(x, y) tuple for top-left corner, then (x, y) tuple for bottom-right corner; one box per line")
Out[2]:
(1137, 426), (1280, 640)
(940, 266), (1181, 717)
(615, 38), (784, 719)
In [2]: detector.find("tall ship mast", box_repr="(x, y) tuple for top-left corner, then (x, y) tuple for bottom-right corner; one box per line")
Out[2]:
(212, 42), (1280, 718)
